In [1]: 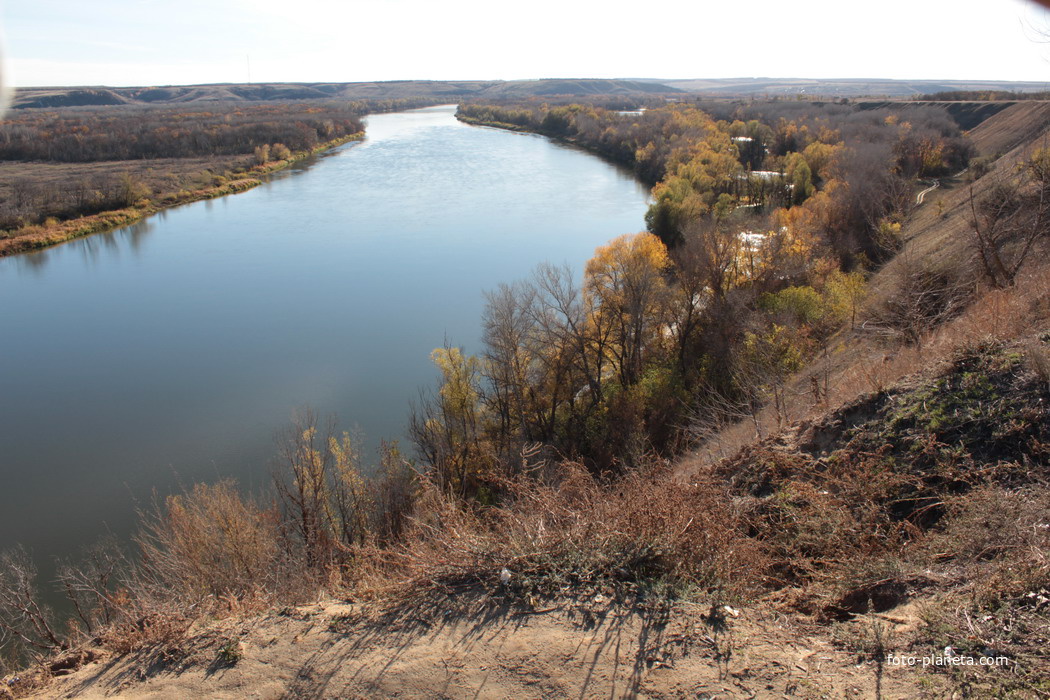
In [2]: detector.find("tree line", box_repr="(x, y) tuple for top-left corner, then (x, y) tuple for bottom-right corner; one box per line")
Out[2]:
(458, 99), (971, 263)
(0, 103), (364, 162)
(412, 225), (869, 497)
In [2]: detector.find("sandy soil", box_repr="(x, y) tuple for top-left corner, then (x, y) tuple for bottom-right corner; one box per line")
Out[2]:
(19, 589), (942, 700)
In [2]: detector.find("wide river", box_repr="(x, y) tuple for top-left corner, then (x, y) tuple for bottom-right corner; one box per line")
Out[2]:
(0, 105), (650, 575)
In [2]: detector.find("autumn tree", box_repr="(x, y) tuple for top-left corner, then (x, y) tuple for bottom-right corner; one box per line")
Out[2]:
(410, 345), (493, 499)
(824, 269), (868, 329)
(737, 324), (808, 431)
(273, 411), (379, 567)
(784, 152), (815, 205)
(585, 233), (672, 388)
(645, 175), (708, 246)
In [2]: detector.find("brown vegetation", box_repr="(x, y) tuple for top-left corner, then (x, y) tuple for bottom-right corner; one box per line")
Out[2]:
(4, 95), (1050, 698)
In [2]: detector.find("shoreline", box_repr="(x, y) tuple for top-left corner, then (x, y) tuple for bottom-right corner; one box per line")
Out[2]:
(455, 113), (656, 186)
(0, 132), (364, 258)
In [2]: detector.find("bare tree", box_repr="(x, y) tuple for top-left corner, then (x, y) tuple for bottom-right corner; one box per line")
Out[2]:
(0, 547), (66, 657)
(55, 536), (129, 640)
(482, 281), (540, 446)
(968, 152), (1050, 288)
(865, 254), (973, 352)
(532, 262), (610, 407)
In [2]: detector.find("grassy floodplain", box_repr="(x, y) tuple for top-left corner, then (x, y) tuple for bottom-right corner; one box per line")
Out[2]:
(0, 133), (362, 256)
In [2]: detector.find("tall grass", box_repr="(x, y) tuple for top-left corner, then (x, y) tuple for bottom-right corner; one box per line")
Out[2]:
(357, 461), (767, 602)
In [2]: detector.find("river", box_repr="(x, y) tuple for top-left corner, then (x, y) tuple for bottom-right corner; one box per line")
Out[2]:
(0, 105), (650, 578)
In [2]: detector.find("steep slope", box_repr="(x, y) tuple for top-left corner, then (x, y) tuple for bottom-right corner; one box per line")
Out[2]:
(967, 101), (1050, 157)
(887, 100), (1050, 269)
(16, 327), (1049, 699)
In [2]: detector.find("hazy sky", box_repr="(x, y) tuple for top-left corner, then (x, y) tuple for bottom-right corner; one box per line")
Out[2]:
(4, 0), (1050, 88)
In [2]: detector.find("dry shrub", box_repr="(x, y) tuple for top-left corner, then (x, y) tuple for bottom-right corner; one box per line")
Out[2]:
(0, 547), (66, 658)
(54, 536), (128, 644)
(135, 480), (288, 605)
(864, 255), (974, 349)
(927, 485), (1050, 605)
(99, 606), (193, 657)
(362, 461), (766, 601)
(81, 481), (301, 656)
(61, 437), (416, 658)
(30, 419), (419, 663)
(1024, 338), (1050, 392)
(722, 448), (918, 589)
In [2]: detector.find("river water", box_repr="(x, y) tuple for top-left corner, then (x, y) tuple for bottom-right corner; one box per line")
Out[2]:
(0, 105), (649, 573)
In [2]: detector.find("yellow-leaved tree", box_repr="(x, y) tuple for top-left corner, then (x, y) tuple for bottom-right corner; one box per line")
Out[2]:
(410, 345), (493, 499)
(585, 232), (672, 388)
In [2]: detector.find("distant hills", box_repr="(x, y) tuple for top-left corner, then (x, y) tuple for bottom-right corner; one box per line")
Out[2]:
(11, 77), (1050, 108)
(654, 77), (1050, 97)
(11, 79), (681, 109)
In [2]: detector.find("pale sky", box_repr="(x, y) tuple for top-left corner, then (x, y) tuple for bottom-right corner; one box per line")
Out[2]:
(3, 0), (1050, 88)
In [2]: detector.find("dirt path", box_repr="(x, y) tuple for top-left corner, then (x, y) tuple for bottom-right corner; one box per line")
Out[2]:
(23, 591), (937, 699)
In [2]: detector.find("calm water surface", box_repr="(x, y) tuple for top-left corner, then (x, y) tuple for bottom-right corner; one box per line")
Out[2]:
(0, 105), (649, 571)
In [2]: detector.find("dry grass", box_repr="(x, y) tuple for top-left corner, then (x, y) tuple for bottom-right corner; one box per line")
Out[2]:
(356, 461), (768, 605)
(683, 260), (1050, 628)
(967, 102), (1050, 158)
(1025, 337), (1050, 391)
(0, 133), (361, 257)
(925, 485), (1050, 588)
(700, 254), (1050, 465)
(0, 156), (246, 208)
(910, 485), (1050, 695)
(134, 481), (287, 605)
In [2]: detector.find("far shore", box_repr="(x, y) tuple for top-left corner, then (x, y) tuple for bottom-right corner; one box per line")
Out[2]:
(0, 133), (364, 258)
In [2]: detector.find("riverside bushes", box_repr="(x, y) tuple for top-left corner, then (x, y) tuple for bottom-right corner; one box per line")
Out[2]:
(2, 331), (1049, 684)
